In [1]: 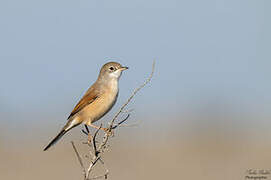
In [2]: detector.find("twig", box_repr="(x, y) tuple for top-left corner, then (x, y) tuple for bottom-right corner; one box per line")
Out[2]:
(82, 125), (90, 135)
(86, 156), (100, 179)
(112, 114), (130, 129)
(91, 124), (102, 156)
(71, 141), (86, 179)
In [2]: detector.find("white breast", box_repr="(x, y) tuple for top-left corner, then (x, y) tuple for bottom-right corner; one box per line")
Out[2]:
(109, 78), (119, 95)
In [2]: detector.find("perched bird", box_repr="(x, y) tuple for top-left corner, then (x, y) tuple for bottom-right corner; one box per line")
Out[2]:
(43, 62), (128, 151)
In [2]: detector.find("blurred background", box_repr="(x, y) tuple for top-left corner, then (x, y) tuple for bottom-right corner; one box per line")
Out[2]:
(0, 0), (271, 179)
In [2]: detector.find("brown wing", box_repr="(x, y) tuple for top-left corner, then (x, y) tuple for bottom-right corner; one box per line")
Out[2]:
(67, 86), (99, 119)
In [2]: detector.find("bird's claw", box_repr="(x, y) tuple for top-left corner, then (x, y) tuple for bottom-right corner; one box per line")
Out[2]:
(104, 128), (114, 137)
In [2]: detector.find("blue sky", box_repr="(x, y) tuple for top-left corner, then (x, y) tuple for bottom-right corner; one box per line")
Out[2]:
(0, 0), (270, 136)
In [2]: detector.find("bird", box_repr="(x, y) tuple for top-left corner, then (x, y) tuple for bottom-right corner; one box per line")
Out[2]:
(43, 62), (128, 151)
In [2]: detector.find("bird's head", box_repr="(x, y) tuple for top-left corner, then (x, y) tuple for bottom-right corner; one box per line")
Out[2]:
(99, 62), (128, 81)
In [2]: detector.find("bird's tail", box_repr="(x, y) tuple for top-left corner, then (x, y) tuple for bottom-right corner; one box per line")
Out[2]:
(43, 117), (81, 151)
(43, 129), (67, 151)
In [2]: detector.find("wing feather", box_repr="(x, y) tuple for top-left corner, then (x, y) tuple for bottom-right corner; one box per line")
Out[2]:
(67, 86), (99, 119)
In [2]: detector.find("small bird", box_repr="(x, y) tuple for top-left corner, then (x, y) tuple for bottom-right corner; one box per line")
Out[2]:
(44, 62), (128, 151)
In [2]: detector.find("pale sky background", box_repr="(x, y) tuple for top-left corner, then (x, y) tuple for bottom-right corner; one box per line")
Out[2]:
(0, 0), (270, 141)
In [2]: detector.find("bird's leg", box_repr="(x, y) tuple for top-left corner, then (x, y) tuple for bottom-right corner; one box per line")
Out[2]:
(87, 123), (114, 137)
(88, 123), (107, 131)
(84, 125), (93, 144)
(85, 125), (90, 133)
(81, 124), (90, 135)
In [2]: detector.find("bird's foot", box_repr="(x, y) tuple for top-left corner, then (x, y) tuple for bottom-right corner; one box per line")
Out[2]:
(86, 123), (114, 137)
(104, 128), (114, 137)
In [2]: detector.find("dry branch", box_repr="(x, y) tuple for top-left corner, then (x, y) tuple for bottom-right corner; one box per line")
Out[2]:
(71, 60), (155, 180)
(71, 141), (86, 179)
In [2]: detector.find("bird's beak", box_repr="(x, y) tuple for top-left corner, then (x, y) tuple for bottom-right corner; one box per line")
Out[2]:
(120, 66), (129, 71)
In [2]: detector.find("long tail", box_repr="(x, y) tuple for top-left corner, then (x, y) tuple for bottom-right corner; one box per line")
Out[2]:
(44, 118), (81, 151)
(43, 129), (67, 151)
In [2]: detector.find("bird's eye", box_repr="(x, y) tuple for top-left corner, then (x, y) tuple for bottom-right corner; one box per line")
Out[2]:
(109, 67), (114, 71)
